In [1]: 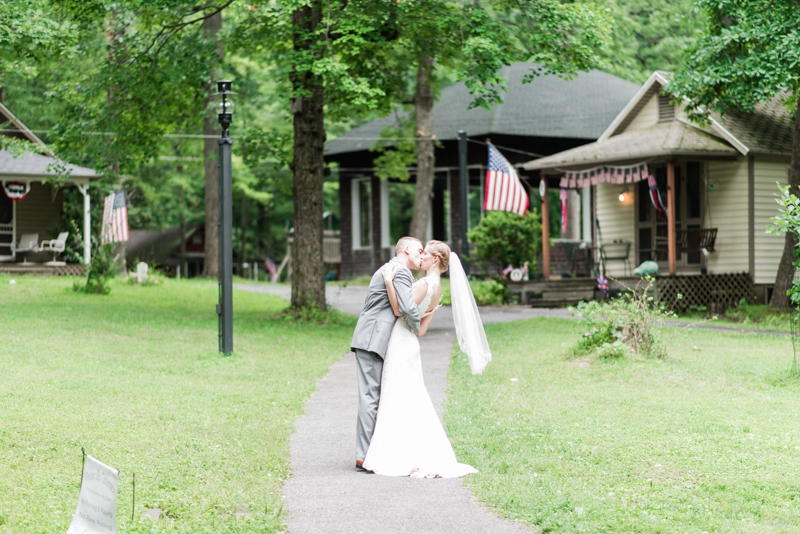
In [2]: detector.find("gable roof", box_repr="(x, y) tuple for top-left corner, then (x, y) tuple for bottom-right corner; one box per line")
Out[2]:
(0, 101), (53, 156)
(599, 71), (793, 156)
(523, 71), (794, 172)
(0, 101), (97, 179)
(325, 63), (640, 156)
(523, 120), (737, 171)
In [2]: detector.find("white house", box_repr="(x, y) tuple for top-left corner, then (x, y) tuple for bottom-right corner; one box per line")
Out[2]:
(524, 71), (792, 302)
(0, 101), (96, 266)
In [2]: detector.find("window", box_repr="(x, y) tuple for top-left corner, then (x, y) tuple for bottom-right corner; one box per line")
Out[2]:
(351, 178), (372, 249)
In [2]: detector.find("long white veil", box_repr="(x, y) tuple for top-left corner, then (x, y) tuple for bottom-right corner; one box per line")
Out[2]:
(448, 252), (492, 374)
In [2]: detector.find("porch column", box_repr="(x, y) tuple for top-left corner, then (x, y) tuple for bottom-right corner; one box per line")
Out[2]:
(667, 161), (676, 275)
(78, 183), (91, 264)
(581, 187), (592, 242)
(541, 177), (550, 280)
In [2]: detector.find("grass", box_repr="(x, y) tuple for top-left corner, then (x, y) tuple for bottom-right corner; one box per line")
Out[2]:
(445, 317), (800, 533)
(0, 274), (354, 534)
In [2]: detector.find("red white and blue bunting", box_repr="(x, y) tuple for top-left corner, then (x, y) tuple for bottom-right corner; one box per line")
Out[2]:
(559, 163), (650, 189)
(2, 181), (32, 201)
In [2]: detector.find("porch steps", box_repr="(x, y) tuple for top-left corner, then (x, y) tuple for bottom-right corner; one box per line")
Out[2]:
(508, 278), (596, 308)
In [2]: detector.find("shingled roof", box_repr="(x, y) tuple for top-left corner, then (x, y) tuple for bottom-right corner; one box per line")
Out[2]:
(525, 71), (795, 171)
(523, 121), (737, 170)
(325, 62), (640, 155)
(0, 101), (97, 179)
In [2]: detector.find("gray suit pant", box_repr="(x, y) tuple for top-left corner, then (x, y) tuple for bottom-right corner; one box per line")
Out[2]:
(354, 349), (384, 462)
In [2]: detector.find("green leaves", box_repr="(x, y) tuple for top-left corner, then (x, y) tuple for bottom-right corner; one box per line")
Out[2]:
(669, 0), (800, 117)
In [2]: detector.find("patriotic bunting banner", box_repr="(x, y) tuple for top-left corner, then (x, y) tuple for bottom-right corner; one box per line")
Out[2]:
(2, 181), (32, 201)
(485, 144), (529, 216)
(101, 189), (129, 245)
(558, 163), (650, 189)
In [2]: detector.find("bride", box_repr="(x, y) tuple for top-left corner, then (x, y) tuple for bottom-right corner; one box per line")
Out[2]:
(362, 240), (492, 478)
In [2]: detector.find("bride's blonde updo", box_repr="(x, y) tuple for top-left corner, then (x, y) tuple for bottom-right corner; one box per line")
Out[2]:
(426, 240), (451, 273)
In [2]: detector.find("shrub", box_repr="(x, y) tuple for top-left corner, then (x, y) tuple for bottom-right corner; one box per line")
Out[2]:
(724, 299), (790, 327)
(73, 243), (117, 295)
(569, 278), (676, 358)
(467, 210), (542, 274)
(441, 278), (508, 306)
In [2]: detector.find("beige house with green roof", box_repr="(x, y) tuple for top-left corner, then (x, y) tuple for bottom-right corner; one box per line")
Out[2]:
(524, 71), (793, 302)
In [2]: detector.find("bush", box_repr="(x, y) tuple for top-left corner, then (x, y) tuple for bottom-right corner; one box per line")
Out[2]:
(441, 278), (508, 306)
(569, 278), (675, 358)
(724, 299), (790, 326)
(467, 210), (542, 274)
(73, 243), (117, 295)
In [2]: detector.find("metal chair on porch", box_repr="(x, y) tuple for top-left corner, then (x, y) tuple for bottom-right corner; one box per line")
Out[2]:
(40, 232), (69, 265)
(599, 240), (632, 276)
(12, 233), (39, 264)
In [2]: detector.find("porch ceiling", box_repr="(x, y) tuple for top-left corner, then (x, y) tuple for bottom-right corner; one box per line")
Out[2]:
(523, 120), (738, 172)
(0, 148), (97, 181)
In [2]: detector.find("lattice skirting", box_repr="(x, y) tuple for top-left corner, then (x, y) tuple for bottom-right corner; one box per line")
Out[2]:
(655, 272), (755, 313)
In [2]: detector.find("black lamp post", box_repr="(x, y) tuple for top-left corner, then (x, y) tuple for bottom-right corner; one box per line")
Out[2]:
(216, 80), (235, 354)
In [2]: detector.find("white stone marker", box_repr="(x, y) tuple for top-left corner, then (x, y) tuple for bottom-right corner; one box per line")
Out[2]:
(137, 262), (148, 284)
(67, 455), (119, 534)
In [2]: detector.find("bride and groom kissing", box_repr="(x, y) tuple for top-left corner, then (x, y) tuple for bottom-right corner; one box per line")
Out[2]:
(350, 236), (492, 478)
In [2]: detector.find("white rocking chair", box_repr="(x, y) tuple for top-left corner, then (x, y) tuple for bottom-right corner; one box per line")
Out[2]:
(40, 232), (69, 265)
(12, 233), (39, 264)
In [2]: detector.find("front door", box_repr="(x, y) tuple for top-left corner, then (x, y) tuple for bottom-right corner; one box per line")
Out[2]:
(636, 162), (704, 270)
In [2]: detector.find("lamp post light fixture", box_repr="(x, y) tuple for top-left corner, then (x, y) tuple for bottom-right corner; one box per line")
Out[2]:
(216, 80), (236, 355)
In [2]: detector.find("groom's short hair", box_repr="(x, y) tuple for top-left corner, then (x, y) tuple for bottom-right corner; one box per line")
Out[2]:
(395, 236), (422, 256)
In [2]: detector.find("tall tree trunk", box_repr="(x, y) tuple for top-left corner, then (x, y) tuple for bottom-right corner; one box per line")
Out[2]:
(290, 1), (326, 310)
(179, 207), (187, 278)
(409, 55), (435, 241)
(770, 98), (800, 308)
(107, 14), (126, 273)
(240, 194), (249, 271)
(201, 11), (223, 278)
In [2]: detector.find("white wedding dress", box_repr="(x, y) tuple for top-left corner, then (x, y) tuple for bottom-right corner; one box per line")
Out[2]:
(362, 277), (478, 478)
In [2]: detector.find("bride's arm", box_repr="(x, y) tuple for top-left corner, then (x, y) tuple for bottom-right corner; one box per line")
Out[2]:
(383, 266), (402, 317)
(417, 313), (435, 337)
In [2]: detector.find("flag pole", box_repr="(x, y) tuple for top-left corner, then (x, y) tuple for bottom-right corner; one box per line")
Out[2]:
(458, 130), (469, 275)
(541, 176), (550, 280)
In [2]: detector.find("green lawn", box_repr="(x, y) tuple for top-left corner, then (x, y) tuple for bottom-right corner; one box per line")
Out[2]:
(0, 274), (353, 534)
(445, 318), (800, 533)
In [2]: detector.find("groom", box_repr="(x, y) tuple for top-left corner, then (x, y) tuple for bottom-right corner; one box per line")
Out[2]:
(351, 236), (423, 470)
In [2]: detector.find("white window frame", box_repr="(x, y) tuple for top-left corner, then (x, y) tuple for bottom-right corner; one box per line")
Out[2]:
(351, 177), (372, 250)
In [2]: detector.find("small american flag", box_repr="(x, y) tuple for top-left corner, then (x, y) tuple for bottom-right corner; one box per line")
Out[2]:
(264, 256), (278, 283)
(484, 145), (528, 216)
(101, 189), (129, 245)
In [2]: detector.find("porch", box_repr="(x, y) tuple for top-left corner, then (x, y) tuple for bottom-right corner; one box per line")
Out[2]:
(509, 272), (756, 311)
(0, 262), (84, 276)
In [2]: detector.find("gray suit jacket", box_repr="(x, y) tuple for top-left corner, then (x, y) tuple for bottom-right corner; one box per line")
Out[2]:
(351, 257), (420, 358)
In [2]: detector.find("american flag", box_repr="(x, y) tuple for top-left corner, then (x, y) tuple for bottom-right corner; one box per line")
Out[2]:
(560, 188), (568, 234)
(264, 256), (278, 283)
(647, 175), (667, 221)
(484, 145), (528, 216)
(101, 189), (129, 244)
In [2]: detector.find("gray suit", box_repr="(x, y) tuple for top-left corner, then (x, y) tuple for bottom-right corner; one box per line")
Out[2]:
(351, 257), (420, 462)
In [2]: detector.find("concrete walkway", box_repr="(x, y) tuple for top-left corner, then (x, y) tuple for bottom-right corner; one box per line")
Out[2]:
(232, 283), (791, 534)
(235, 283), (544, 533)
